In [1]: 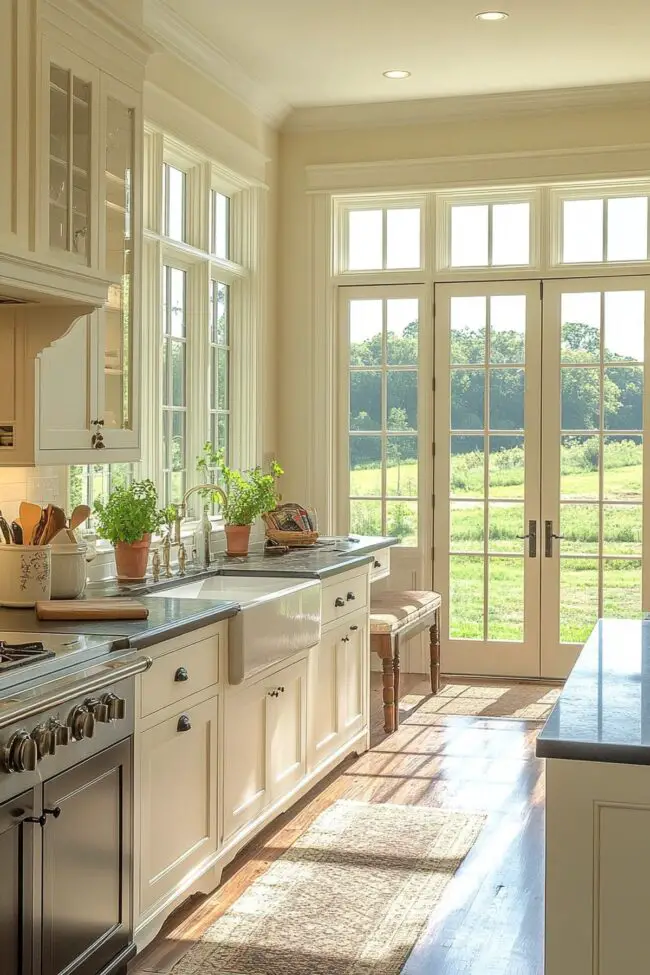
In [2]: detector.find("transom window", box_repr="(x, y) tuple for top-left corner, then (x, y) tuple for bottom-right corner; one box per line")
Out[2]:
(162, 163), (187, 243)
(449, 201), (531, 268)
(561, 195), (649, 264)
(211, 191), (230, 260)
(346, 206), (421, 271)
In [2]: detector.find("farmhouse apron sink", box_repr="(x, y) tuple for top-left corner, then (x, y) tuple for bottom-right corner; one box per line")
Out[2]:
(148, 575), (321, 683)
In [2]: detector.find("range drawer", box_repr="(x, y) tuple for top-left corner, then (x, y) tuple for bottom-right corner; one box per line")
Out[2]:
(321, 569), (368, 626)
(140, 634), (220, 718)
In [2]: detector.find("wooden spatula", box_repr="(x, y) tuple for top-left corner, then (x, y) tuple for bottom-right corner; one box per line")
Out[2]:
(69, 505), (91, 532)
(41, 505), (67, 546)
(20, 502), (42, 545)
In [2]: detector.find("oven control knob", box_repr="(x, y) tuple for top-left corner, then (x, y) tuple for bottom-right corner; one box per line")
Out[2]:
(2, 731), (38, 773)
(101, 693), (126, 721)
(85, 698), (110, 723)
(50, 719), (71, 747)
(68, 705), (95, 741)
(31, 725), (56, 760)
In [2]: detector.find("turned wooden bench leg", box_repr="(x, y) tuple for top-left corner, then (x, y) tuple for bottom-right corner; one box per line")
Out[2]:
(430, 608), (441, 695)
(393, 640), (400, 731)
(381, 655), (395, 734)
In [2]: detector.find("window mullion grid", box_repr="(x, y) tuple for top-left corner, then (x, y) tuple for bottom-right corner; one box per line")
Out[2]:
(186, 261), (210, 518)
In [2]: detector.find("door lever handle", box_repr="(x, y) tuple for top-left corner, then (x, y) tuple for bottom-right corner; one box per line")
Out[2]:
(544, 520), (564, 557)
(516, 520), (537, 558)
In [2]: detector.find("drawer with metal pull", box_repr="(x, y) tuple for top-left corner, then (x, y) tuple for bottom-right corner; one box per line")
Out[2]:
(321, 569), (368, 626)
(369, 547), (391, 583)
(139, 635), (220, 718)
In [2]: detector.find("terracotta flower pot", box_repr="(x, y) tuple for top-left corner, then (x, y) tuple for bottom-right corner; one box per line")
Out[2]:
(225, 524), (251, 557)
(114, 534), (152, 581)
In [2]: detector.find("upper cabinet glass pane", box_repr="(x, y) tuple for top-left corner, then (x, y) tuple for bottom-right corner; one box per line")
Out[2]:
(386, 208), (420, 269)
(48, 63), (91, 264)
(211, 190), (230, 260)
(348, 210), (382, 270)
(163, 163), (186, 242)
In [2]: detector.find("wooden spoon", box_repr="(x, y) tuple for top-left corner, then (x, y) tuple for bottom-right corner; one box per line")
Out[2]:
(19, 502), (41, 545)
(69, 505), (91, 532)
(41, 505), (67, 546)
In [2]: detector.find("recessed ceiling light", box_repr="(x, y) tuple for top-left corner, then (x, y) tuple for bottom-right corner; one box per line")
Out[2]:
(476, 10), (509, 20)
(383, 69), (411, 80)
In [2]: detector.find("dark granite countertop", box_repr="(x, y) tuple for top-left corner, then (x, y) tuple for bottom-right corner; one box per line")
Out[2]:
(536, 619), (650, 765)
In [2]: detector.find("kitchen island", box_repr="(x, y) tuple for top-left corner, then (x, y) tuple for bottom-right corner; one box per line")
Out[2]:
(536, 619), (650, 975)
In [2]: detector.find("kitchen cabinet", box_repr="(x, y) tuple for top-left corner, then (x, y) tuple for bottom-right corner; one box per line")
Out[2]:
(223, 658), (307, 842)
(310, 610), (368, 770)
(138, 692), (219, 916)
(0, 789), (35, 975)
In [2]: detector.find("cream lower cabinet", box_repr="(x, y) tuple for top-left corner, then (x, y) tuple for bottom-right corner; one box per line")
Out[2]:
(223, 657), (307, 843)
(138, 689), (219, 916)
(310, 609), (368, 770)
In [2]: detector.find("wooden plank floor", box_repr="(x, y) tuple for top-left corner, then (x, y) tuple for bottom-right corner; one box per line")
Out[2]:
(131, 674), (544, 975)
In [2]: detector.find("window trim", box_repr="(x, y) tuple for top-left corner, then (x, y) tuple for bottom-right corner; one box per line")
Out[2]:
(334, 193), (427, 276)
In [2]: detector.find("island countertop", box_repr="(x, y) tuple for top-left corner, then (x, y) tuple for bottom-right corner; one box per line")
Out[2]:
(536, 619), (650, 765)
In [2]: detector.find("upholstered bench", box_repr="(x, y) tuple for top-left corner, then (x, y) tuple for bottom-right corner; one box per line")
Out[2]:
(370, 590), (442, 734)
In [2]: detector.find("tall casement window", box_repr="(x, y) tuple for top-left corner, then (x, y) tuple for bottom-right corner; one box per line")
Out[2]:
(68, 126), (264, 527)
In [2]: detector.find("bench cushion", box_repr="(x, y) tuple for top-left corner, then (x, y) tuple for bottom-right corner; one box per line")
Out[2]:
(370, 590), (441, 635)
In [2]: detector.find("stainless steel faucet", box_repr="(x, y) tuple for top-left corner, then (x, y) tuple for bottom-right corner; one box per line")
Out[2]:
(173, 484), (227, 545)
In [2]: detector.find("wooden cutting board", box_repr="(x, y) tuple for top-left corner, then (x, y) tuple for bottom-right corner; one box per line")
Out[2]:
(35, 599), (149, 621)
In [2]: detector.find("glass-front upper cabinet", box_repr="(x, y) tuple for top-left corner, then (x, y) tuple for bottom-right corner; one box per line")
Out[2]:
(98, 77), (141, 453)
(45, 47), (98, 265)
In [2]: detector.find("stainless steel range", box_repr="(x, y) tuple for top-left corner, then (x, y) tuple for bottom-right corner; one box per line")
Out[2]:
(0, 632), (151, 975)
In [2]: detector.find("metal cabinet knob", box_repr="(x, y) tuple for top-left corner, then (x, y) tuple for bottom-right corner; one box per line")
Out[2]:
(334, 597), (345, 607)
(346, 592), (356, 601)
(174, 666), (189, 682)
(350, 625), (358, 631)
(279, 686), (285, 693)
(268, 689), (278, 698)
(177, 715), (191, 732)
(373, 560), (381, 569)
(342, 635), (350, 643)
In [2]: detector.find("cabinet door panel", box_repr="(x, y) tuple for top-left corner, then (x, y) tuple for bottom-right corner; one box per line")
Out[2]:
(0, 789), (35, 975)
(270, 660), (307, 804)
(337, 615), (367, 742)
(223, 681), (269, 841)
(139, 696), (218, 915)
(41, 740), (131, 975)
(36, 314), (96, 451)
(310, 630), (341, 769)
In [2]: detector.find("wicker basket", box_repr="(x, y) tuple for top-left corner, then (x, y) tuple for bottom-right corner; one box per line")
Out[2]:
(265, 529), (319, 547)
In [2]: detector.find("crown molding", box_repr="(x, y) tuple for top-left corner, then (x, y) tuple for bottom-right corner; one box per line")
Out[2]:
(285, 81), (650, 132)
(143, 0), (290, 128)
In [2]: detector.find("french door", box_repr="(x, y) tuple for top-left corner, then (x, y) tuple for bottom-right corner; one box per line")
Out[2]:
(434, 277), (650, 679)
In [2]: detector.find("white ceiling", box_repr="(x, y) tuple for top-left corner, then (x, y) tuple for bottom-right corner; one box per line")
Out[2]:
(164, 0), (650, 109)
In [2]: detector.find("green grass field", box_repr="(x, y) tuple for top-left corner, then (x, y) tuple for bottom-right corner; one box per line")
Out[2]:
(350, 439), (644, 644)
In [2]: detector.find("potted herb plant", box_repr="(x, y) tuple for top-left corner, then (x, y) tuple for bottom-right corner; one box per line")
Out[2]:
(197, 444), (283, 556)
(93, 479), (174, 581)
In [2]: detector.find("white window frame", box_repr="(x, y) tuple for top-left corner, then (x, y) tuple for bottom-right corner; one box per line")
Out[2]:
(550, 180), (650, 270)
(334, 193), (428, 278)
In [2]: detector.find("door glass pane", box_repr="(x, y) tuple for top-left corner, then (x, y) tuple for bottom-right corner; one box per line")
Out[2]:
(451, 501), (484, 552)
(386, 208), (420, 269)
(450, 296), (486, 364)
(450, 436), (485, 497)
(169, 269), (186, 337)
(386, 500), (418, 545)
(349, 436), (382, 497)
(488, 502), (524, 553)
(488, 558), (524, 640)
(561, 293), (600, 363)
(607, 198), (648, 262)
(490, 295), (526, 363)
(386, 299), (419, 364)
(603, 435), (642, 501)
(489, 435), (524, 499)
(350, 499), (381, 536)
(348, 210), (382, 270)
(563, 199), (604, 263)
(604, 367), (643, 430)
(559, 558), (599, 643)
(602, 559), (642, 618)
(451, 205), (489, 267)
(350, 371), (381, 430)
(562, 368), (600, 429)
(604, 291), (644, 362)
(450, 556), (484, 639)
(560, 504), (599, 555)
(387, 372), (417, 429)
(451, 371), (484, 429)
(603, 504), (642, 556)
(386, 436), (417, 496)
(492, 203), (530, 266)
(489, 369), (524, 430)
(350, 300), (382, 365)
(561, 436), (600, 500)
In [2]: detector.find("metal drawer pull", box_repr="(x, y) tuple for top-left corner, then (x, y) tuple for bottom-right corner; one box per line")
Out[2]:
(279, 686), (285, 693)
(342, 636), (350, 643)
(174, 666), (189, 682)
(350, 625), (358, 631)
(177, 715), (191, 732)
(373, 560), (381, 569)
(516, 520), (537, 558)
(346, 592), (355, 601)
(334, 597), (345, 607)
(23, 806), (61, 828)
(268, 689), (279, 698)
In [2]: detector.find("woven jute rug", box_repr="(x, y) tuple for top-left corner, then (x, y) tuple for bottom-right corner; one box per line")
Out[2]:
(171, 799), (485, 975)
(406, 680), (561, 722)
